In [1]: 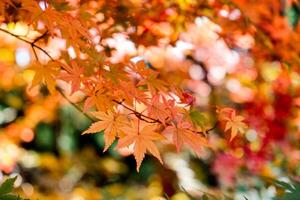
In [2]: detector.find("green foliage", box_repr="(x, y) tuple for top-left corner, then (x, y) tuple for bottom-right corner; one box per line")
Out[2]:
(0, 177), (22, 200)
(35, 123), (55, 151)
(273, 179), (300, 200)
(287, 4), (300, 28)
(0, 194), (22, 200)
(0, 177), (16, 195)
(189, 109), (209, 131)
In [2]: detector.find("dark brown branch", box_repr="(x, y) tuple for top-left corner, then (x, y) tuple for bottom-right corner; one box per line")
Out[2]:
(31, 31), (49, 61)
(0, 28), (32, 44)
(205, 121), (218, 133)
(33, 31), (48, 43)
(31, 45), (39, 61)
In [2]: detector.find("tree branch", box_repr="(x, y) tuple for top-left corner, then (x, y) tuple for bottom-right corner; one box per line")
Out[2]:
(114, 99), (218, 135)
(33, 31), (48, 44)
(113, 99), (160, 123)
(0, 28), (54, 61)
(0, 28), (218, 136)
(0, 28), (93, 121)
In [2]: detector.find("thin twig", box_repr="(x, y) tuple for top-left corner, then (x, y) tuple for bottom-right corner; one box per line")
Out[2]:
(199, 121), (218, 134)
(0, 28), (54, 61)
(0, 28), (94, 121)
(113, 99), (160, 123)
(31, 31), (49, 61)
(33, 31), (48, 43)
(31, 44), (39, 61)
(193, 121), (218, 138)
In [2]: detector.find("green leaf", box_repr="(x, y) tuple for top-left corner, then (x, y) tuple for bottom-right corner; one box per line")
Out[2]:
(0, 194), (22, 200)
(287, 4), (300, 28)
(275, 192), (300, 200)
(272, 179), (300, 200)
(189, 109), (209, 130)
(0, 177), (16, 195)
(272, 179), (295, 192)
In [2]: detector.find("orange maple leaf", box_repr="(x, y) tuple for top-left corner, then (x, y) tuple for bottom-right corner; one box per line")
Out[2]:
(147, 95), (170, 124)
(59, 60), (85, 94)
(117, 121), (165, 171)
(224, 115), (247, 141)
(217, 107), (247, 141)
(83, 83), (114, 112)
(164, 121), (209, 156)
(22, 0), (90, 41)
(29, 61), (60, 93)
(83, 111), (129, 152)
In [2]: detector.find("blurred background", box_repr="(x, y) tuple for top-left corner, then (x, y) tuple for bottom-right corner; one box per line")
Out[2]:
(0, 0), (300, 200)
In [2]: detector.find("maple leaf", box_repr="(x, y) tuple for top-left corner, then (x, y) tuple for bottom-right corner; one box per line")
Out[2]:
(173, 87), (196, 106)
(189, 109), (209, 131)
(83, 111), (129, 152)
(147, 95), (170, 124)
(22, 0), (90, 42)
(217, 107), (247, 141)
(83, 83), (114, 112)
(130, 60), (167, 93)
(103, 64), (129, 83)
(224, 115), (247, 141)
(117, 121), (165, 171)
(138, 73), (168, 94)
(59, 60), (85, 94)
(129, 60), (152, 77)
(164, 121), (209, 156)
(29, 61), (60, 93)
(117, 80), (149, 105)
(162, 97), (185, 119)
